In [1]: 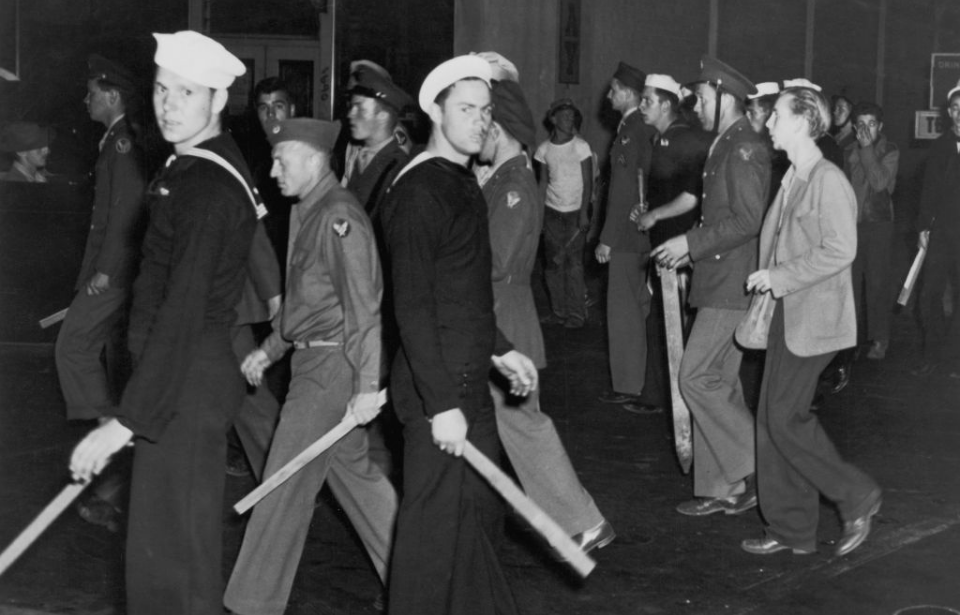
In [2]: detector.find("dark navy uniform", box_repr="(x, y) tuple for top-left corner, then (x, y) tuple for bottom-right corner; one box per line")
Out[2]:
(600, 109), (656, 395)
(56, 116), (146, 419)
(344, 137), (410, 221)
(642, 120), (710, 407)
(115, 132), (256, 615)
(382, 155), (517, 615)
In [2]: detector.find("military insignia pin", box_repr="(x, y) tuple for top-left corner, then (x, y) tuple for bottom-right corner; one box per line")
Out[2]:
(116, 138), (131, 154)
(272, 125), (281, 134)
(621, 135), (631, 145)
(506, 191), (521, 208)
(739, 146), (753, 161)
(334, 220), (350, 237)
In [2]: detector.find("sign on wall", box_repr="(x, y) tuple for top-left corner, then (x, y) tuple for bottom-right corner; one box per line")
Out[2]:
(930, 53), (960, 109)
(915, 110), (944, 140)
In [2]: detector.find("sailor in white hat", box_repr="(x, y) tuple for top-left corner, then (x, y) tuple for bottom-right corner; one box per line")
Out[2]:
(70, 29), (267, 615)
(379, 54), (537, 614)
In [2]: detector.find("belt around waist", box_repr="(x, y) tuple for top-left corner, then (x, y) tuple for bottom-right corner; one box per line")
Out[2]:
(293, 339), (343, 350)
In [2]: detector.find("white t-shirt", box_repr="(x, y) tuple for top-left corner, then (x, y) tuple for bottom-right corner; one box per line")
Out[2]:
(534, 136), (594, 213)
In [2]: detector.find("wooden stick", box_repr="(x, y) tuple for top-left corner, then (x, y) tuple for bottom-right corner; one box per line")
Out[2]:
(0, 481), (88, 577)
(897, 245), (927, 306)
(233, 389), (387, 514)
(39, 308), (69, 329)
(462, 442), (596, 578)
(658, 265), (693, 474)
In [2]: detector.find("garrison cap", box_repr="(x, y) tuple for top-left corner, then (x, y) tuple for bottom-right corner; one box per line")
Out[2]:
(418, 55), (492, 113)
(0, 122), (54, 153)
(348, 64), (414, 113)
(153, 30), (245, 89)
(491, 79), (536, 151)
(472, 51), (519, 83)
(689, 56), (757, 101)
(548, 97), (578, 116)
(264, 118), (341, 153)
(645, 74), (682, 98)
(748, 81), (781, 99)
(612, 61), (646, 94)
(87, 54), (137, 92)
(782, 78), (821, 91)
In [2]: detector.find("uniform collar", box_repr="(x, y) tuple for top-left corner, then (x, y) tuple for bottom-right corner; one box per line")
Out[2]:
(481, 153), (528, 188)
(98, 114), (126, 152)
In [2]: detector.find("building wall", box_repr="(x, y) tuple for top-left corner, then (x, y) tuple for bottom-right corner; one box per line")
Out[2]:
(454, 0), (960, 204)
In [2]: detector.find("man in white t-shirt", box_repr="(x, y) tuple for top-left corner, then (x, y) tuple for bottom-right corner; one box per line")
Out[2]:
(534, 98), (595, 328)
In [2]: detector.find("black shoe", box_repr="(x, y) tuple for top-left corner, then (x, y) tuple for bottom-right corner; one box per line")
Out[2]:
(741, 536), (814, 555)
(539, 313), (567, 326)
(911, 362), (939, 377)
(572, 520), (616, 552)
(622, 402), (663, 415)
(598, 391), (640, 404)
(837, 495), (882, 556)
(810, 391), (825, 411)
(829, 365), (851, 394)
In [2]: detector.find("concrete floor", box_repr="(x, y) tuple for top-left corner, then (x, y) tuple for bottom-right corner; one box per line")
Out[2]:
(1, 299), (959, 615)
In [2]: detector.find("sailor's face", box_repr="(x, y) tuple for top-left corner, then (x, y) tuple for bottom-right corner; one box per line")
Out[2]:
(153, 67), (220, 151)
(438, 79), (492, 156)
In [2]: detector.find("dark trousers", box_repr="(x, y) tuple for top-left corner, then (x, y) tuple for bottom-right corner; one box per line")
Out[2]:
(851, 221), (894, 343)
(542, 208), (586, 321)
(125, 332), (244, 615)
(919, 233), (960, 367)
(388, 354), (517, 615)
(757, 304), (880, 551)
(56, 287), (127, 419)
(606, 251), (651, 395)
(230, 324), (281, 480)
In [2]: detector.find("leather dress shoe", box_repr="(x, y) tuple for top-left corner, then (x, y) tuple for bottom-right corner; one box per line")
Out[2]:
(598, 391), (640, 404)
(540, 313), (567, 326)
(741, 536), (814, 555)
(676, 496), (738, 516)
(829, 365), (851, 394)
(836, 496), (882, 556)
(622, 402), (662, 415)
(911, 362), (939, 377)
(572, 520), (616, 553)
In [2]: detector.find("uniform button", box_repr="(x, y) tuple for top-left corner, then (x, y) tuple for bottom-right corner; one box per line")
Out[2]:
(715, 254), (720, 260)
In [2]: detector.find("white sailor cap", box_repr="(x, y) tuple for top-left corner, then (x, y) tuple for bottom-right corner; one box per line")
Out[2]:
(644, 74), (682, 97)
(748, 82), (781, 99)
(782, 78), (821, 92)
(472, 51), (519, 83)
(153, 31), (246, 90)
(947, 79), (960, 101)
(418, 55), (492, 113)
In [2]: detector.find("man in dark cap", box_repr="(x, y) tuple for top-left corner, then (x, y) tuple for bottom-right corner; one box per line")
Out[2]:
(653, 56), (769, 518)
(534, 97), (595, 329)
(56, 54), (145, 424)
(380, 54), (538, 615)
(342, 62), (413, 220)
(596, 61), (658, 412)
(224, 117), (397, 615)
(478, 76), (614, 552)
(56, 54), (147, 531)
(0, 121), (54, 181)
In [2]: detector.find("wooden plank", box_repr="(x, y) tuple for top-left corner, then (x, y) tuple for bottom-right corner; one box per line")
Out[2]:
(234, 389), (387, 514)
(462, 442), (596, 578)
(0, 482), (88, 577)
(658, 265), (692, 474)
